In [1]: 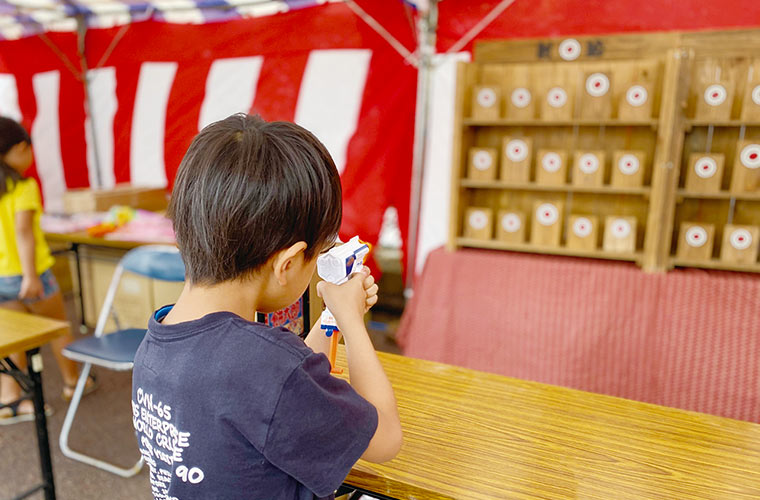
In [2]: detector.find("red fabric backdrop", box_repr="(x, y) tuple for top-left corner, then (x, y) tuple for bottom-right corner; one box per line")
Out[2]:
(0, 2), (417, 275)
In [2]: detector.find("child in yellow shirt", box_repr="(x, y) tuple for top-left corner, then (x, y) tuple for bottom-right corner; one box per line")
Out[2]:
(0, 117), (95, 424)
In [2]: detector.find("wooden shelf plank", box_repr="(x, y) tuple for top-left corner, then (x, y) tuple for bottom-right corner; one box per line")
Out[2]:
(671, 258), (760, 273)
(463, 118), (659, 127)
(685, 120), (760, 127)
(456, 237), (642, 263)
(460, 180), (651, 196)
(676, 189), (760, 201)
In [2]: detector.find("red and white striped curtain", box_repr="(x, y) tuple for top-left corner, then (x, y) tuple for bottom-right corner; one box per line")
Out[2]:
(0, 2), (417, 273)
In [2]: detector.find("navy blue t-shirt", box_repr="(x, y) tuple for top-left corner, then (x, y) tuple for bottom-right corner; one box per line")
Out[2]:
(131, 307), (378, 500)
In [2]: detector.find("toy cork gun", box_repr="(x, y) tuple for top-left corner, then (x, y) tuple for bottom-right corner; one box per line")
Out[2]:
(316, 236), (371, 374)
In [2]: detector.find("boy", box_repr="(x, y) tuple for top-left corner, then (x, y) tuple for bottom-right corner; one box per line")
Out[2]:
(131, 114), (402, 500)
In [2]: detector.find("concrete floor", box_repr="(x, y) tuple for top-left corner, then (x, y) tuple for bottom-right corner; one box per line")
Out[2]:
(1, 296), (400, 499)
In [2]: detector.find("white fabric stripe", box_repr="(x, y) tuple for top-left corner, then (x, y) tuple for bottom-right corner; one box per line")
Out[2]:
(294, 49), (371, 175)
(415, 52), (471, 274)
(84, 67), (117, 189)
(198, 56), (264, 130)
(0, 74), (22, 121)
(31, 70), (66, 212)
(130, 62), (176, 188)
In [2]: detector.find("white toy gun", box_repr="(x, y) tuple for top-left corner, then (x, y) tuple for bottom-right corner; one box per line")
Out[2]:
(316, 236), (371, 373)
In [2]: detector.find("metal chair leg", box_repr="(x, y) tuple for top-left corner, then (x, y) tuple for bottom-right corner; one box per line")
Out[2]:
(59, 363), (143, 477)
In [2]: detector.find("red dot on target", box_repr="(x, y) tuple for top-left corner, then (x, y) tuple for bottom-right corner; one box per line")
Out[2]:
(739, 236), (745, 241)
(567, 47), (572, 53)
(712, 92), (719, 98)
(545, 212), (550, 217)
(750, 153), (758, 160)
(634, 93), (640, 98)
(595, 82), (601, 88)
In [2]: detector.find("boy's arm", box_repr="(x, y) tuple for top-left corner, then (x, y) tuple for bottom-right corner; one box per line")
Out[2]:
(15, 210), (44, 300)
(317, 269), (402, 463)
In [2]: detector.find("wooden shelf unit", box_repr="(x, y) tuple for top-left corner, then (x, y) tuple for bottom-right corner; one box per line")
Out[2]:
(449, 29), (760, 273)
(670, 37), (760, 272)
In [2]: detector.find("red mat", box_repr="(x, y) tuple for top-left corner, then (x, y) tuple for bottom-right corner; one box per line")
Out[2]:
(398, 248), (760, 423)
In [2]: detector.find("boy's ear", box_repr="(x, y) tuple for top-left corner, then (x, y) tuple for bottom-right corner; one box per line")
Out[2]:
(272, 241), (308, 286)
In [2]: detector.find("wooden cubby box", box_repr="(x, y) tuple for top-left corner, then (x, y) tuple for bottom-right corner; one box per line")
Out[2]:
(720, 225), (760, 265)
(580, 72), (613, 119)
(676, 222), (715, 261)
(619, 82), (654, 120)
(463, 207), (493, 240)
(611, 151), (646, 188)
(471, 86), (501, 119)
(467, 147), (498, 181)
(572, 151), (605, 187)
(694, 81), (735, 121)
(730, 140), (760, 192)
(535, 150), (568, 185)
(685, 153), (725, 193)
(501, 137), (532, 183)
(496, 210), (526, 243)
(506, 86), (535, 120)
(566, 215), (599, 251)
(531, 201), (564, 247)
(603, 216), (637, 254)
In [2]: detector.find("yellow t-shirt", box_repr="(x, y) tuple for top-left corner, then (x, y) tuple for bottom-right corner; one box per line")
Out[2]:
(0, 178), (55, 277)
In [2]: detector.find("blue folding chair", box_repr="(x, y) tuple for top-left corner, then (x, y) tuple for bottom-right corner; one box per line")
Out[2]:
(60, 245), (185, 477)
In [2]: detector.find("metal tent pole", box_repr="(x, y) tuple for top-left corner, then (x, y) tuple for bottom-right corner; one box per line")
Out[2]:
(404, 0), (438, 296)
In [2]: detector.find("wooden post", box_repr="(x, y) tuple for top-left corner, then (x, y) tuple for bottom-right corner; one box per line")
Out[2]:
(447, 61), (471, 251)
(642, 48), (691, 272)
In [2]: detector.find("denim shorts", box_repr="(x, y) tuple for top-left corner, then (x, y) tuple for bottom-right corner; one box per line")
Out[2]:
(0, 269), (60, 303)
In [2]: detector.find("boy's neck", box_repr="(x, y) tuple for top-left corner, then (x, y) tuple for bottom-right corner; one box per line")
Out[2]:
(162, 279), (263, 325)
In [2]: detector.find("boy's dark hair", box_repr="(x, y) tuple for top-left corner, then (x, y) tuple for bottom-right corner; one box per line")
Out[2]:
(168, 114), (342, 285)
(0, 117), (30, 197)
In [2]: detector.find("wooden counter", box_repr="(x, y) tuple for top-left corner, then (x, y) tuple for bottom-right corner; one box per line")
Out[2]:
(337, 348), (760, 499)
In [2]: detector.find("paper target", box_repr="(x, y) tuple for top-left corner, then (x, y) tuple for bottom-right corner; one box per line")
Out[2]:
(501, 213), (522, 233)
(586, 73), (610, 97)
(573, 217), (593, 238)
(703, 84), (727, 107)
(505, 139), (529, 162)
(476, 88), (497, 108)
(473, 150), (493, 171)
(558, 39), (581, 61)
(578, 153), (600, 174)
(694, 156), (718, 179)
(618, 154), (640, 175)
(536, 204), (559, 226)
(626, 85), (648, 107)
(685, 226), (708, 248)
(740, 144), (760, 169)
(511, 88), (532, 108)
(611, 219), (632, 239)
(730, 229), (753, 250)
(547, 87), (568, 108)
(541, 152), (562, 173)
(752, 85), (760, 106)
(468, 210), (489, 230)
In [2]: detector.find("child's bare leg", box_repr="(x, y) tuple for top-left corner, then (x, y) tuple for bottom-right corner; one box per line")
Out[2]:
(25, 291), (79, 387)
(0, 300), (31, 410)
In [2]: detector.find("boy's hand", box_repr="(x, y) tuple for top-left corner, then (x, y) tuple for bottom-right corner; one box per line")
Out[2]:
(362, 271), (379, 313)
(317, 267), (376, 330)
(19, 275), (44, 300)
